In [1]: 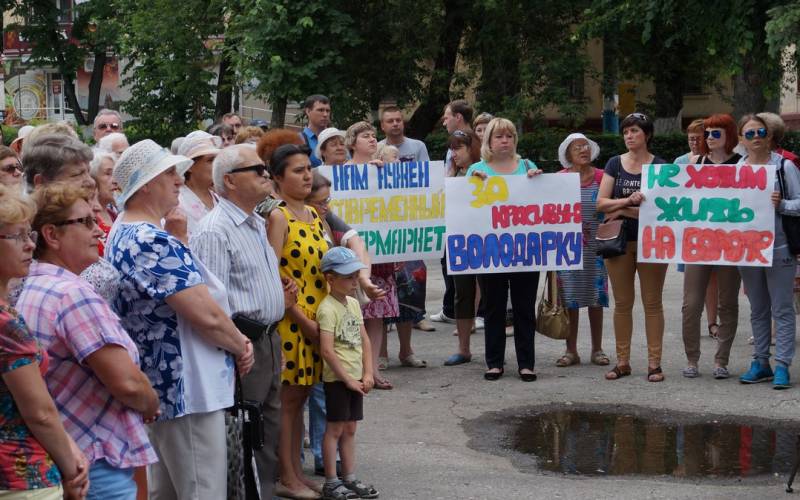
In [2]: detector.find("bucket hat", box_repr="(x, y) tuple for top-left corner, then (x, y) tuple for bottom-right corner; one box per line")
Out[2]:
(315, 128), (346, 161)
(113, 139), (192, 207)
(558, 133), (600, 168)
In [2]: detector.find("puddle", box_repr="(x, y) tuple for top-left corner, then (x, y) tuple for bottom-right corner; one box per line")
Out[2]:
(465, 404), (800, 480)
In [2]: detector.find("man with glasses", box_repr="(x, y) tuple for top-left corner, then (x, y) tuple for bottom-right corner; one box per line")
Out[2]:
(0, 146), (23, 189)
(301, 95), (331, 167)
(191, 144), (294, 500)
(93, 109), (124, 142)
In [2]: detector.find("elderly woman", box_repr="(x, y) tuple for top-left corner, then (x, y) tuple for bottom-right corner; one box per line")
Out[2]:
(681, 114), (742, 380)
(0, 146), (23, 189)
(674, 119), (705, 164)
(106, 140), (254, 498)
(15, 182), (159, 499)
(234, 126), (265, 145)
(0, 185), (89, 499)
(597, 112), (668, 383)
(737, 113), (800, 389)
(317, 127), (348, 165)
(554, 133), (609, 368)
(88, 152), (117, 253)
(468, 117), (542, 381)
(267, 144), (329, 497)
(22, 134), (94, 193)
(177, 131), (223, 235)
(443, 130), (483, 366)
(96, 133), (129, 158)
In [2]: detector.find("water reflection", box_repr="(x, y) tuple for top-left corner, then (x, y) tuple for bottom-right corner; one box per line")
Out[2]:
(513, 410), (798, 478)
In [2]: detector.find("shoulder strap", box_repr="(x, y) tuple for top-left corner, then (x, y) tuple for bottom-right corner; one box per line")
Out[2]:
(778, 158), (788, 199)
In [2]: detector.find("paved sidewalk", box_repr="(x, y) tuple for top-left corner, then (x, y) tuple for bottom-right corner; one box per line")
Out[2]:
(339, 260), (799, 499)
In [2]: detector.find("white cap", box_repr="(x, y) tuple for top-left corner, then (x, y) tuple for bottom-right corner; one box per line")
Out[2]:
(558, 133), (600, 168)
(315, 127), (346, 161)
(113, 139), (192, 207)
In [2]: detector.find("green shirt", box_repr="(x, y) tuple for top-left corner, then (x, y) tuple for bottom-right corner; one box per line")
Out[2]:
(317, 295), (364, 382)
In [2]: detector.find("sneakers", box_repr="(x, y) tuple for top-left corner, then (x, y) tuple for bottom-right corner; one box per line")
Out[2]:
(774, 365), (791, 390)
(429, 310), (455, 323)
(739, 360), (774, 384)
(473, 317), (485, 330)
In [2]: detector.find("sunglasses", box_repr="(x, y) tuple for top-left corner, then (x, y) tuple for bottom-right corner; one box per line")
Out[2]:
(626, 112), (648, 122)
(704, 130), (722, 139)
(229, 164), (268, 177)
(1, 161), (22, 175)
(451, 130), (472, 144)
(310, 196), (332, 206)
(53, 216), (97, 230)
(0, 229), (37, 244)
(743, 128), (768, 140)
(96, 122), (121, 131)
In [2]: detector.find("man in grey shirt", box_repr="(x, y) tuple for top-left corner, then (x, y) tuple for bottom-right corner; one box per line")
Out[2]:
(378, 106), (430, 162)
(191, 144), (295, 499)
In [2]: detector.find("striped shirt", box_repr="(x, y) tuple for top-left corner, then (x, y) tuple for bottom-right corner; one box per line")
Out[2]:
(15, 262), (157, 469)
(190, 197), (285, 325)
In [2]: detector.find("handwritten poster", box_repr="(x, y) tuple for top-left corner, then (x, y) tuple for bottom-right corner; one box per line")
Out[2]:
(637, 163), (776, 266)
(318, 161), (446, 263)
(445, 174), (583, 275)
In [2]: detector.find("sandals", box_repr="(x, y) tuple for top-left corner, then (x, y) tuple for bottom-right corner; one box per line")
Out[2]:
(647, 366), (665, 382)
(605, 365), (631, 380)
(590, 351), (610, 366)
(342, 479), (379, 499)
(712, 366), (730, 379)
(373, 377), (393, 390)
(322, 482), (357, 500)
(556, 352), (580, 367)
(682, 365), (699, 378)
(400, 354), (427, 368)
(708, 323), (719, 339)
(377, 357), (389, 370)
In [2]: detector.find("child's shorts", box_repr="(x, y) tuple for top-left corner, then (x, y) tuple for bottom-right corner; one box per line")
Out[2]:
(324, 381), (364, 422)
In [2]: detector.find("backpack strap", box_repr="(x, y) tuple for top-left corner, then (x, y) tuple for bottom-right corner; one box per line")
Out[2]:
(778, 158), (788, 200)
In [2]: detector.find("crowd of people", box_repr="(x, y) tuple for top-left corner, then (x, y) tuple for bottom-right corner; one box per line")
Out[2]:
(0, 95), (798, 500)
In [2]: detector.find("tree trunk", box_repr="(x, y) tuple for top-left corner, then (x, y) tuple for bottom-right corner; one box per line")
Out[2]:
(62, 71), (86, 125)
(405, 0), (469, 139)
(271, 96), (287, 128)
(215, 52), (234, 120)
(474, 2), (521, 114)
(652, 62), (686, 134)
(86, 51), (106, 123)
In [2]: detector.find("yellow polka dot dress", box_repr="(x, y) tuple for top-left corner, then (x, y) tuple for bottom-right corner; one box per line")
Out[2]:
(277, 205), (329, 386)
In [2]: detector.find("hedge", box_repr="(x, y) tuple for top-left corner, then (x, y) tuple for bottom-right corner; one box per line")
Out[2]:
(424, 130), (800, 172)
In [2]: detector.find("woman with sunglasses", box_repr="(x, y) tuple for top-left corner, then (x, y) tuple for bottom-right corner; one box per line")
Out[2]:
(267, 144), (330, 498)
(0, 146), (23, 189)
(0, 185), (90, 500)
(736, 113), (800, 389)
(680, 114), (742, 380)
(597, 112), (668, 383)
(17, 183), (160, 499)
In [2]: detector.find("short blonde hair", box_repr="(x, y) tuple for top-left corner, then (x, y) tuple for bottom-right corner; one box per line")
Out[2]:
(0, 185), (35, 226)
(376, 144), (399, 162)
(344, 121), (375, 154)
(235, 126), (265, 145)
(30, 182), (92, 258)
(480, 117), (520, 162)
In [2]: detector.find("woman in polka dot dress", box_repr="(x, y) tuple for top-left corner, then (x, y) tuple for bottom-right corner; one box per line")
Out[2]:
(267, 144), (330, 497)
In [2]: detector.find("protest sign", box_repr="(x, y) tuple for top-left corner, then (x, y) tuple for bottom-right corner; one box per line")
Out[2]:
(637, 163), (776, 266)
(445, 173), (583, 275)
(318, 161), (446, 263)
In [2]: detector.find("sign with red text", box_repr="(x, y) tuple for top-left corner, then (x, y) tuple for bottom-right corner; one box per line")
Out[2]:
(318, 161), (446, 263)
(445, 174), (583, 274)
(637, 163), (776, 266)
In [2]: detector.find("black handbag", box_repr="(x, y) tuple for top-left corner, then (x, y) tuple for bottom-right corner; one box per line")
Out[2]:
(596, 171), (628, 258)
(776, 159), (800, 255)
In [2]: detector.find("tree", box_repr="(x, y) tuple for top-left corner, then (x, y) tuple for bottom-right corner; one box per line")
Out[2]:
(116, 0), (224, 143)
(766, 3), (800, 86)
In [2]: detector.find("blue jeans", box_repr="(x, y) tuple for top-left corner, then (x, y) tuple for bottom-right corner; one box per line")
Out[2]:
(87, 459), (136, 500)
(739, 246), (797, 367)
(308, 382), (327, 468)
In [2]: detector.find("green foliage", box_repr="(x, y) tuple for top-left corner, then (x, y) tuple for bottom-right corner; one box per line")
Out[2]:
(1, 126), (18, 146)
(766, 3), (800, 71)
(116, 0), (223, 144)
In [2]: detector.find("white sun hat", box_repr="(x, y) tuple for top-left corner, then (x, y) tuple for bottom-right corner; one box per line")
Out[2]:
(315, 127), (346, 161)
(10, 125), (34, 149)
(558, 133), (600, 168)
(113, 139), (192, 208)
(178, 130), (223, 161)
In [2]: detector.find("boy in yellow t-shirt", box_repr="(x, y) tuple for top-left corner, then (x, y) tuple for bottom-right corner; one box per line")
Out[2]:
(317, 247), (379, 499)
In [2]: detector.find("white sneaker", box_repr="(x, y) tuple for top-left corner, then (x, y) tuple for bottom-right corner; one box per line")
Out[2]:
(473, 317), (485, 331)
(430, 310), (455, 323)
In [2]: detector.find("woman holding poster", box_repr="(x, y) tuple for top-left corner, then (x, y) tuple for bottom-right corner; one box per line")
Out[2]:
(736, 113), (800, 390)
(467, 117), (542, 382)
(597, 112), (668, 383)
(681, 114), (742, 380)
(554, 133), (609, 368)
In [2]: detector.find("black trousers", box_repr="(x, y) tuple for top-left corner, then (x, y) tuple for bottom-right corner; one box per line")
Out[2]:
(440, 255), (456, 318)
(479, 271), (540, 370)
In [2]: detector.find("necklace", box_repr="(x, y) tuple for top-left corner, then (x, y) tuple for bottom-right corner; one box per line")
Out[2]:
(286, 202), (309, 222)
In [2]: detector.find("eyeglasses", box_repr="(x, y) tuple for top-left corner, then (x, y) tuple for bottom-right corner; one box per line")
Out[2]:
(53, 216), (97, 229)
(229, 164), (268, 177)
(96, 122), (121, 131)
(626, 112), (648, 121)
(743, 128), (768, 140)
(704, 130), (722, 139)
(571, 143), (591, 152)
(310, 196), (331, 206)
(1, 161), (22, 175)
(0, 230), (37, 244)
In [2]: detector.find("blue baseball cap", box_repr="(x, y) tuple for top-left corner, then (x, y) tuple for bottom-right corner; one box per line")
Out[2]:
(321, 247), (367, 275)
